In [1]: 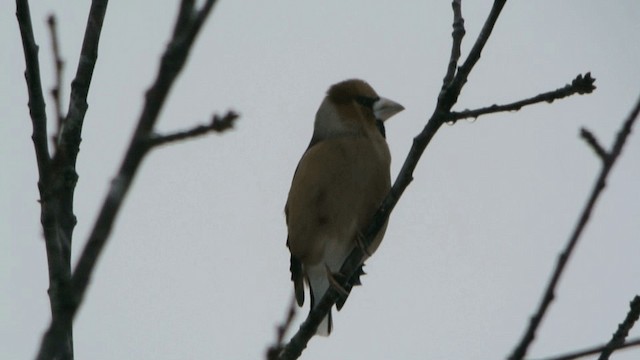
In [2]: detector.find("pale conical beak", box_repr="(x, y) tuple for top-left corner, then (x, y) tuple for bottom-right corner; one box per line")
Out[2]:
(373, 97), (405, 121)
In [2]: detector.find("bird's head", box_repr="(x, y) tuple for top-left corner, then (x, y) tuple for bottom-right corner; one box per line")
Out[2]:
(313, 79), (404, 141)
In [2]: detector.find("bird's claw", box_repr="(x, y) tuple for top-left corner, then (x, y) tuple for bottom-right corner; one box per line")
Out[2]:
(324, 264), (349, 297)
(356, 231), (372, 257)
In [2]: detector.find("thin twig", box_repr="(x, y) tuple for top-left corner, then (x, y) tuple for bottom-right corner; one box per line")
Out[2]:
(438, 0), (507, 110)
(598, 295), (640, 360)
(33, 1), (110, 359)
(55, 0), (108, 166)
(47, 14), (65, 142)
(148, 111), (238, 147)
(70, 0), (219, 316)
(267, 296), (298, 360)
(448, 73), (596, 122)
(580, 128), (608, 162)
(278, 1), (510, 358)
(16, 0), (51, 182)
(441, 0), (465, 90)
(530, 337), (640, 360)
(508, 94), (640, 360)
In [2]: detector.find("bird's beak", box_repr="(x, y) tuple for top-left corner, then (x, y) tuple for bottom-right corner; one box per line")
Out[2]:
(373, 97), (405, 121)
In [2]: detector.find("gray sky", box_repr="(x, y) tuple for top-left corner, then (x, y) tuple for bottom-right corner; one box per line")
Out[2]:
(2, 1), (640, 359)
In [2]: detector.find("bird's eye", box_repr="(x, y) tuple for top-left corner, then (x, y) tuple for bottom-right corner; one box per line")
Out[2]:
(355, 95), (379, 109)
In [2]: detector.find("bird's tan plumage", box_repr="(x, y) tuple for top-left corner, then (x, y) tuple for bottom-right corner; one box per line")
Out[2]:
(285, 79), (403, 335)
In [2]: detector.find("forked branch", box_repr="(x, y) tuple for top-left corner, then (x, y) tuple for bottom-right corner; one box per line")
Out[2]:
(508, 95), (640, 360)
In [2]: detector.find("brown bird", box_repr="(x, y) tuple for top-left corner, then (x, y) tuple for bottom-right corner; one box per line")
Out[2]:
(285, 79), (404, 335)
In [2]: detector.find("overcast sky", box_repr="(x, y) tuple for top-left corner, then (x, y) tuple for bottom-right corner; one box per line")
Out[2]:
(2, 1), (640, 359)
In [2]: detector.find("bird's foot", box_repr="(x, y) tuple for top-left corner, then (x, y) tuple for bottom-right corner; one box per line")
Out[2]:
(355, 231), (372, 257)
(324, 264), (349, 297)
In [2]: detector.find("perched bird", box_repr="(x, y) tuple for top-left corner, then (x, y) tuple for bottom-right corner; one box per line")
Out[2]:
(285, 79), (404, 335)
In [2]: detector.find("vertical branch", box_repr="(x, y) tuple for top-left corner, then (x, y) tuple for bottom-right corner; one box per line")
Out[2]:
(16, 1), (73, 359)
(439, 0), (507, 110)
(16, 1), (111, 359)
(441, 0), (465, 90)
(52, 0), (109, 253)
(16, 0), (51, 182)
(47, 14), (65, 137)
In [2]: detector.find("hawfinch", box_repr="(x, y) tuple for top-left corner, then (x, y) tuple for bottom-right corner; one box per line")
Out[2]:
(285, 79), (404, 335)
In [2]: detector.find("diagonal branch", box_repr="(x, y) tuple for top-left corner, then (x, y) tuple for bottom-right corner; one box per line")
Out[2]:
(580, 127), (607, 162)
(530, 337), (640, 360)
(70, 0), (219, 322)
(598, 295), (640, 360)
(148, 111), (238, 148)
(56, 0), (108, 163)
(448, 73), (595, 122)
(507, 94), (640, 360)
(267, 296), (298, 360)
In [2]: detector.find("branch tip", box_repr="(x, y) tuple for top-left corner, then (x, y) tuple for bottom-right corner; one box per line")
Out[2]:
(210, 110), (239, 132)
(597, 295), (640, 360)
(579, 127), (608, 162)
(572, 72), (596, 95)
(148, 110), (239, 148)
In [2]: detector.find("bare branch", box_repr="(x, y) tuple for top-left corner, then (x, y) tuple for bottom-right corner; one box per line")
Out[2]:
(508, 94), (640, 360)
(267, 296), (298, 360)
(530, 337), (640, 360)
(148, 111), (238, 148)
(16, 2), (75, 359)
(33, 1), (228, 358)
(16, 0), (51, 183)
(580, 127), (607, 162)
(32, 1), (110, 359)
(47, 14), (65, 141)
(441, 0), (465, 90)
(173, 0), (195, 38)
(55, 0), (108, 166)
(69, 0), (219, 315)
(598, 295), (640, 360)
(448, 73), (596, 122)
(438, 0), (507, 110)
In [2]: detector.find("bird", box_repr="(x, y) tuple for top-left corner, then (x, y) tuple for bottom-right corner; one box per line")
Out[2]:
(285, 79), (404, 336)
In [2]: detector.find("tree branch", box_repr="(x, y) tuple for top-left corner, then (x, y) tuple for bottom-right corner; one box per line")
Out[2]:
(438, 0), (507, 110)
(148, 111), (238, 148)
(448, 73), (595, 122)
(16, 1), (75, 359)
(16, 0), (51, 186)
(267, 296), (298, 360)
(47, 14), (65, 140)
(598, 295), (640, 360)
(33, 1), (225, 359)
(507, 94), (640, 360)
(74, 0), (218, 326)
(23, 1), (110, 359)
(56, 0), (108, 164)
(441, 0), (465, 90)
(580, 127), (607, 162)
(530, 337), (640, 360)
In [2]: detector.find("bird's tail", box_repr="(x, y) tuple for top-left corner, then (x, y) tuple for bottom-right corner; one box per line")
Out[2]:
(307, 264), (333, 336)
